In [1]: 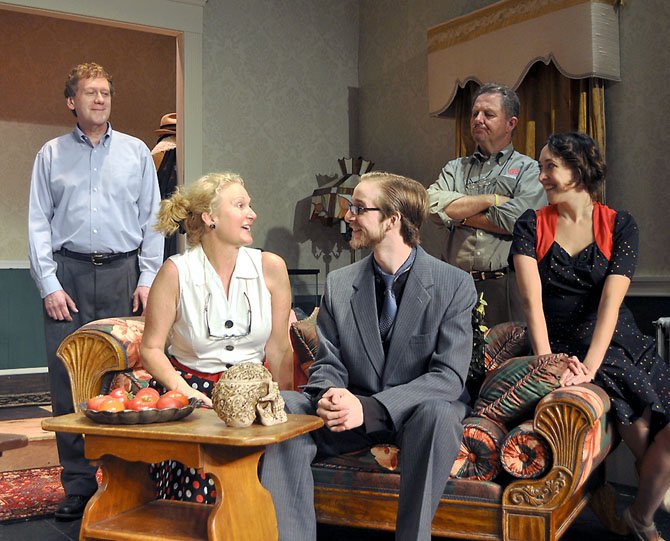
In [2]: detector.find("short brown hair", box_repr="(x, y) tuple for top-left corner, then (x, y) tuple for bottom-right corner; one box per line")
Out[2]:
(64, 62), (114, 99)
(156, 172), (245, 246)
(545, 132), (606, 199)
(473, 83), (519, 119)
(360, 171), (427, 247)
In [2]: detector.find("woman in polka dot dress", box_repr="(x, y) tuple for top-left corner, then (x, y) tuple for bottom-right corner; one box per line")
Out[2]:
(510, 133), (670, 541)
(140, 172), (293, 504)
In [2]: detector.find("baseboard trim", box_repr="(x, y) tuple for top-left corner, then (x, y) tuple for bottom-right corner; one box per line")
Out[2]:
(0, 373), (50, 396)
(0, 368), (48, 376)
(628, 277), (670, 297)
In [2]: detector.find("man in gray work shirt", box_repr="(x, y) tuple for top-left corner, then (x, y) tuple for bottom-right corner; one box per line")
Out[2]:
(28, 62), (163, 520)
(427, 83), (546, 326)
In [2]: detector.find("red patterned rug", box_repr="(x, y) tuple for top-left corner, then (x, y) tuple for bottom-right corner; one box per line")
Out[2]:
(0, 466), (101, 523)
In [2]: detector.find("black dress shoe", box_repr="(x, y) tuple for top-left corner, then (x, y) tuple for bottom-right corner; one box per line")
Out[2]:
(55, 494), (91, 521)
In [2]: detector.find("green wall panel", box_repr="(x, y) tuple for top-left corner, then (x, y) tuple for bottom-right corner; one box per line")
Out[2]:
(0, 269), (46, 370)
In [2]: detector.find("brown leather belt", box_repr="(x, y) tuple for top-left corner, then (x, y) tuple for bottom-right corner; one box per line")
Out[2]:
(469, 269), (507, 281)
(57, 247), (139, 266)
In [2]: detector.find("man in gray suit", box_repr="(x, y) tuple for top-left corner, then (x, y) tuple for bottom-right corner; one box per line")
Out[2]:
(261, 172), (477, 540)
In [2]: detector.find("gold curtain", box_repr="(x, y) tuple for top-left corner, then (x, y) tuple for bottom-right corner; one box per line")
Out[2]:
(454, 61), (606, 201)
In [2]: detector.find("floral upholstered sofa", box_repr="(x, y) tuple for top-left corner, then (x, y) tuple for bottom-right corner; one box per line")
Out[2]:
(56, 315), (622, 541)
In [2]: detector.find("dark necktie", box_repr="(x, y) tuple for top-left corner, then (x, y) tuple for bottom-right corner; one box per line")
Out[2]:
(379, 273), (397, 340)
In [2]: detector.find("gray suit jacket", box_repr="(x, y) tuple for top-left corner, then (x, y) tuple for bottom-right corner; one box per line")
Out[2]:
(304, 246), (477, 430)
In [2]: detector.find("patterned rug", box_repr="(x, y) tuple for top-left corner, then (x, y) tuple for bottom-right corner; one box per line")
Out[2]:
(0, 392), (51, 408)
(0, 466), (64, 522)
(0, 466), (100, 523)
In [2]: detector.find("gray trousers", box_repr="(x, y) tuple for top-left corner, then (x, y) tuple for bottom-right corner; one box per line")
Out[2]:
(260, 391), (468, 541)
(45, 252), (138, 497)
(474, 270), (525, 327)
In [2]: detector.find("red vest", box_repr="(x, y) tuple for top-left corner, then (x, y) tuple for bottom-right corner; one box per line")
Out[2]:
(535, 202), (617, 263)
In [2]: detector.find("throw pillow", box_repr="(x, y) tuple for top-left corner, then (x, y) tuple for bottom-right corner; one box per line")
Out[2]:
(370, 444), (399, 471)
(472, 353), (569, 427)
(484, 322), (530, 373)
(500, 420), (551, 479)
(289, 307), (320, 387)
(450, 416), (506, 481)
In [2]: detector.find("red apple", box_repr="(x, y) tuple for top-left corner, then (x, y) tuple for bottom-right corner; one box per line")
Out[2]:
(156, 395), (186, 410)
(109, 387), (130, 400)
(127, 394), (159, 411)
(98, 397), (125, 412)
(161, 390), (189, 408)
(86, 394), (108, 411)
(135, 387), (160, 400)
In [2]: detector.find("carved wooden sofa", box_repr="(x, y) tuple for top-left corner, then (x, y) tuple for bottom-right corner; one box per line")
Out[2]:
(57, 316), (622, 541)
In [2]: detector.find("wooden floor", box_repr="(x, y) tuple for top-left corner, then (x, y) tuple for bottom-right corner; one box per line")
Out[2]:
(1, 405), (668, 540)
(4, 502), (670, 541)
(0, 405), (58, 472)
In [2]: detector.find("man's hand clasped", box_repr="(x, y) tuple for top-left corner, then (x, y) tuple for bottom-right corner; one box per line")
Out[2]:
(317, 387), (364, 432)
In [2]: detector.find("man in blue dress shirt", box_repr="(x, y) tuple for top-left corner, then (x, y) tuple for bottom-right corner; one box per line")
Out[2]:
(28, 62), (163, 520)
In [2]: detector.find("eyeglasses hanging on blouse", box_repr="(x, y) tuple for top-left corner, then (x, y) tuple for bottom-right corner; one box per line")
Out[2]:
(205, 291), (252, 340)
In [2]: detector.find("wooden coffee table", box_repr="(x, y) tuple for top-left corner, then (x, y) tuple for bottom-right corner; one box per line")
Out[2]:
(42, 410), (323, 541)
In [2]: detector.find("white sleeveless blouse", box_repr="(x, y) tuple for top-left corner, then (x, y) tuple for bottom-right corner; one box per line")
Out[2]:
(167, 245), (272, 373)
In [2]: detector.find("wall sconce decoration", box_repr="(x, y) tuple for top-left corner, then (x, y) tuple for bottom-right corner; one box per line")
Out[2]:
(309, 157), (374, 236)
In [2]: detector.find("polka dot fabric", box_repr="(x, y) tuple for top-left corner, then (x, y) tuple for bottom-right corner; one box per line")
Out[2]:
(149, 364), (221, 503)
(510, 207), (670, 438)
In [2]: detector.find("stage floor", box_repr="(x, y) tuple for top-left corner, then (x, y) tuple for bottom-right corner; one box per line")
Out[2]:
(2, 485), (669, 541)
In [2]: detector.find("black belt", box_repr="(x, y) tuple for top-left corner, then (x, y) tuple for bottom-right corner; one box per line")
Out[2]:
(469, 269), (507, 281)
(57, 247), (139, 266)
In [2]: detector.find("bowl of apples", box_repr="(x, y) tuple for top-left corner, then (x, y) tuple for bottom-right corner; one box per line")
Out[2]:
(81, 387), (200, 425)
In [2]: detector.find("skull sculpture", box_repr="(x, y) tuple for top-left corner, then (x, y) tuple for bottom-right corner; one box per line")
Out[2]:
(211, 362), (287, 427)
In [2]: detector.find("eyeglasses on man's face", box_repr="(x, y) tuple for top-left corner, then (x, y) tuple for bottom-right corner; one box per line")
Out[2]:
(205, 292), (252, 340)
(347, 203), (381, 216)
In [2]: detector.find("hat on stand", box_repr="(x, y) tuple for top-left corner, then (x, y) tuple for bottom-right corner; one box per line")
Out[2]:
(155, 113), (177, 135)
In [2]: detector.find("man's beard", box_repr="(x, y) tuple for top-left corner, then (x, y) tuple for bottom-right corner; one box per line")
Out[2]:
(348, 224), (385, 250)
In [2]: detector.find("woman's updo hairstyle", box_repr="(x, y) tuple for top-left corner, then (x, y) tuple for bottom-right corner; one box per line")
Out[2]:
(545, 132), (606, 198)
(155, 172), (244, 246)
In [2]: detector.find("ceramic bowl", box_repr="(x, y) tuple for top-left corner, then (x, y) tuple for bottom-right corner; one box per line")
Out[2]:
(80, 397), (200, 425)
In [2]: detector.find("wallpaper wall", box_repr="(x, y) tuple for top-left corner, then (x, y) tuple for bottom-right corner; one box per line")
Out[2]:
(357, 0), (670, 281)
(0, 9), (175, 262)
(201, 0), (360, 284)
(3, 0), (667, 285)
(357, 0), (499, 257)
(604, 1), (670, 278)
